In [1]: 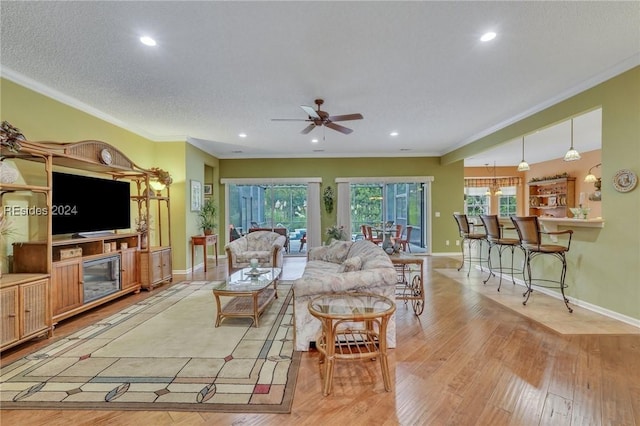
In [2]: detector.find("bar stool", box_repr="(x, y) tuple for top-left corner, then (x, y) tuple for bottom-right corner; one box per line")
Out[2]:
(453, 214), (486, 276)
(510, 216), (574, 312)
(479, 215), (524, 291)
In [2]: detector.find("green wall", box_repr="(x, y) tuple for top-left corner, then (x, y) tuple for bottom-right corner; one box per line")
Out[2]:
(219, 157), (463, 253)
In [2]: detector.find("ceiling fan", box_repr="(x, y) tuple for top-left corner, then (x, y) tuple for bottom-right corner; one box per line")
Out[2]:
(272, 99), (363, 135)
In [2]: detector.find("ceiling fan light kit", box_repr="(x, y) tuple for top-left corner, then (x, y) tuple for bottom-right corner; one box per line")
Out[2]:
(272, 99), (363, 135)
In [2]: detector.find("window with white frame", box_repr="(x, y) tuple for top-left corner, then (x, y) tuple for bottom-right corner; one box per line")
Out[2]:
(498, 186), (517, 218)
(465, 187), (490, 217)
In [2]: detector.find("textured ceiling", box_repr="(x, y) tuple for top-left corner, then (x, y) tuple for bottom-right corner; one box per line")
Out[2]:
(1, 1), (638, 164)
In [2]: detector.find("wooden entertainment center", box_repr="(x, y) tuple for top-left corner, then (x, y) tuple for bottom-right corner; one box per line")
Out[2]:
(1, 139), (172, 351)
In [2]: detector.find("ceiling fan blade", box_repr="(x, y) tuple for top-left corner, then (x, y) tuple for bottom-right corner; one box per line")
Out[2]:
(328, 113), (363, 122)
(325, 122), (353, 135)
(271, 118), (312, 121)
(301, 123), (316, 134)
(300, 105), (320, 119)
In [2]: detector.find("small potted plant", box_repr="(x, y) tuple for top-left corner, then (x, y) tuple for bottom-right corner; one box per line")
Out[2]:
(198, 198), (217, 235)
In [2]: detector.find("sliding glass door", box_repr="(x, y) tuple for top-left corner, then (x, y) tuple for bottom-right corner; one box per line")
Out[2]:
(350, 181), (427, 252)
(227, 183), (308, 254)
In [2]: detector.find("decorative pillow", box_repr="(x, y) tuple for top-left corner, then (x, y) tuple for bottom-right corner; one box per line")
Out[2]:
(323, 240), (352, 263)
(337, 255), (363, 273)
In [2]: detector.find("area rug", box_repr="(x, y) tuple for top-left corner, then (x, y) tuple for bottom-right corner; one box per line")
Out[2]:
(0, 280), (300, 413)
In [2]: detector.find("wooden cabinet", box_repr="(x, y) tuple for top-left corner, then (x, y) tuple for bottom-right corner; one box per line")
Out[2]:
(1, 275), (51, 351)
(528, 177), (576, 218)
(14, 234), (142, 323)
(51, 258), (83, 318)
(120, 248), (139, 290)
(140, 246), (172, 290)
(1, 285), (19, 348)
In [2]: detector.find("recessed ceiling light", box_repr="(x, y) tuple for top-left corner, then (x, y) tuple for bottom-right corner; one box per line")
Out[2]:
(311, 138), (319, 143)
(480, 32), (497, 42)
(139, 36), (157, 47)
(238, 133), (247, 138)
(390, 131), (399, 137)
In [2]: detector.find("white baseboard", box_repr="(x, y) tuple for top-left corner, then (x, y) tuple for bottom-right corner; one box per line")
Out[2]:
(477, 266), (640, 329)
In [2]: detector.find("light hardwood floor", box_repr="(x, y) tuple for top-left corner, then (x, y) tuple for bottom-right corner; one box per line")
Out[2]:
(2, 255), (639, 426)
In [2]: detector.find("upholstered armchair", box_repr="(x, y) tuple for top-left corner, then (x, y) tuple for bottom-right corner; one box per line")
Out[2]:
(225, 230), (287, 272)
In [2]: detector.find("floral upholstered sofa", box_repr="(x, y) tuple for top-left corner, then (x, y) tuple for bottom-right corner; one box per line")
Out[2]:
(224, 230), (287, 272)
(292, 239), (397, 351)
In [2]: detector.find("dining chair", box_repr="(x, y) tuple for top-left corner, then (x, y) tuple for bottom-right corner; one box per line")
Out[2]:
(479, 215), (524, 291)
(397, 225), (413, 252)
(362, 225), (382, 245)
(453, 214), (486, 276)
(510, 215), (574, 312)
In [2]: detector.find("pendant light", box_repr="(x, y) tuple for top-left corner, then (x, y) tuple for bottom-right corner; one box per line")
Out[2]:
(564, 118), (581, 161)
(485, 162), (502, 196)
(517, 136), (530, 171)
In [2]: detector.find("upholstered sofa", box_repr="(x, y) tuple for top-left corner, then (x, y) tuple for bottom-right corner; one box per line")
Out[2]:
(225, 230), (287, 272)
(292, 239), (397, 351)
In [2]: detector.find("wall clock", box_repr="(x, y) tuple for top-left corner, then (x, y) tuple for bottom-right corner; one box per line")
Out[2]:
(612, 169), (637, 193)
(99, 148), (113, 165)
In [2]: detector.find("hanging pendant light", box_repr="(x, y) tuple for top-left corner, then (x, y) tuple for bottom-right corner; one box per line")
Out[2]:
(517, 135), (530, 171)
(485, 162), (502, 196)
(564, 118), (581, 161)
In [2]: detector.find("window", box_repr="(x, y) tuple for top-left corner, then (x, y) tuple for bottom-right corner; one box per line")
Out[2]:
(498, 186), (517, 218)
(465, 187), (489, 217)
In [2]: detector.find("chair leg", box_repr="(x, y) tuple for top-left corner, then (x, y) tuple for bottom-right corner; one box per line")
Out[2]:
(523, 252), (534, 306)
(457, 237), (466, 272)
(483, 243), (494, 284)
(559, 253), (573, 313)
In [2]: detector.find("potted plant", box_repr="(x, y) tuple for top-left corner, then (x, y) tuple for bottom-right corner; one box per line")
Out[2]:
(198, 198), (217, 235)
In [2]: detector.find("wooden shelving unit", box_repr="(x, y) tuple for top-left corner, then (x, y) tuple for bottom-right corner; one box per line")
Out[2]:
(1, 139), (172, 351)
(528, 177), (576, 218)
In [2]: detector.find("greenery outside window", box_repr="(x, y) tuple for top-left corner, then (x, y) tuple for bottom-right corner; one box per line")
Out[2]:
(498, 186), (517, 218)
(465, 187), (489, 217)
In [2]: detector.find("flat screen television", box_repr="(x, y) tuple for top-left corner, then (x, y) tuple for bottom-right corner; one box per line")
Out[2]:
(52, 172), (131, 236)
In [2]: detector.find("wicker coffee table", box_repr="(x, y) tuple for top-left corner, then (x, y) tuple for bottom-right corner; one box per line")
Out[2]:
(212, 267), (281, 327)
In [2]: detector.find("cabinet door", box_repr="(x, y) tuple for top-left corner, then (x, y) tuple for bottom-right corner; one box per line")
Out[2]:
(52, 259), (83, 317)
(20, 279), (49, 338)
(1, 286), (20, 348)
(161, 248), (172, 281)
(120, 249), (139, 290)
(150, 250), (163, 284)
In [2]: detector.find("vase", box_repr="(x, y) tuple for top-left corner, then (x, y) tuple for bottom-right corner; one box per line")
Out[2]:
(140, 233), (148, 249)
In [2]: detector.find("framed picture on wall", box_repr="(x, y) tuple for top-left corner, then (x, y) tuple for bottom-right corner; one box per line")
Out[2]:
(191, 180), (202, 211)
(203, 183), (213, 196)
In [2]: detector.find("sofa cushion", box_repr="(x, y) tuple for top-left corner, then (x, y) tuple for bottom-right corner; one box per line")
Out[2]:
(236, 250), (271, 264)
(322, 240), (351, 263)
(337, 255), (363, 273)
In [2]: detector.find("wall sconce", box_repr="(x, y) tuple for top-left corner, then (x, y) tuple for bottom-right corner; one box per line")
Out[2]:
(584, 163), (601, 184)
(564, 118), (581, 161)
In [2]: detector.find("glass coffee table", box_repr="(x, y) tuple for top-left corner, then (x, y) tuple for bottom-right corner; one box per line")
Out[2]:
(212, 267), (281, 327)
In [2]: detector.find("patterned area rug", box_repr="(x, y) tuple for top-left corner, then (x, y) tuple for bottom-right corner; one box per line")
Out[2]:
(0, 280), (300, 413)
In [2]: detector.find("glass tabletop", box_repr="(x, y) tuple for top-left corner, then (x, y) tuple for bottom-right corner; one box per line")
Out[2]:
(213, 267), (281, 293)
(309, 293), (395, 319)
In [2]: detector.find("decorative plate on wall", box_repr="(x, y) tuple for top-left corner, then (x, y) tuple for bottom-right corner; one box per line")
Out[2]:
(612, 169), (637, 193)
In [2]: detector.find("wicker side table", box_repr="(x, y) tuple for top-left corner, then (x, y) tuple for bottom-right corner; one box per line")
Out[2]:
(308, 292), (396, 396)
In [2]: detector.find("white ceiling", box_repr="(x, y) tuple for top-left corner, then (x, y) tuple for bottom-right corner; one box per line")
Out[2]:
(1, 1), (638, 164)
